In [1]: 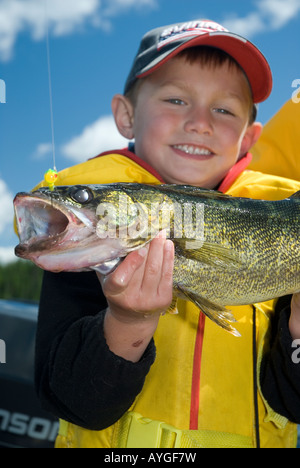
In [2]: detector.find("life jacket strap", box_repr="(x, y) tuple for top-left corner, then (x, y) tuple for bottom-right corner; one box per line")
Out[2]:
(114, 411), (254, 448)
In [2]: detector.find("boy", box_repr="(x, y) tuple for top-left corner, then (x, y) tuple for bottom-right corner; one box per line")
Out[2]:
(35, 20), (300, 448)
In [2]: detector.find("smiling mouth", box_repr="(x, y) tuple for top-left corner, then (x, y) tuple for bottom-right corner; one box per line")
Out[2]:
(173, 144), (214, 156)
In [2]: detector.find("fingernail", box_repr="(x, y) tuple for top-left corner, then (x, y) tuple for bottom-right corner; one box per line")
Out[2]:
(138, 247), (148, 257)
(156, 229), (167, 239)
(164, 239), (174, 252)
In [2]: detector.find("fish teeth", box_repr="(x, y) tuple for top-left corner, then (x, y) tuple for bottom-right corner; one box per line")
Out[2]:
(174, 145), (212, 155)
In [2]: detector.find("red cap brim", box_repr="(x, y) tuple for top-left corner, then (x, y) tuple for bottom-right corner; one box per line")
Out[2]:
(137, 32), (272, 103)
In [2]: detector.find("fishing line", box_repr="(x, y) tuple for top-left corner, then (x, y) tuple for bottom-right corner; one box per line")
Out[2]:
(44, 0), (58, 190)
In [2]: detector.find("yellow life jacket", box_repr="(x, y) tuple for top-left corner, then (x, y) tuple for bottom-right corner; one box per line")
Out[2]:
(41, 150), (300, 448)
(34, 149), (164, 189)
(250, 98), (300, 181)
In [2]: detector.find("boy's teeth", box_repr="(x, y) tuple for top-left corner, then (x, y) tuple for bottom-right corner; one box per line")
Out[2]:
(174, 145), (211, 155)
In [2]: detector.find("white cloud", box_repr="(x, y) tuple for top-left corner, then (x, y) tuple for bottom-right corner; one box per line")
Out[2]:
(0, 0), (157, 61)
(0, 0), (99, 61)
(259, 0), (300, 29)
(61, 115), (130, 162)
(222, 0), (300, 38)
(222, 12), (266, 38)
(103, 0), (157, 16)
(32, 142), (53, 160)
(0, 178), (14, 236)
(0, 246), (17, 264)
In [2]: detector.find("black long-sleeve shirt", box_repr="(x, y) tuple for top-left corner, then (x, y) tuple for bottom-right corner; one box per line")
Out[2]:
(35, 271), (156, 430)
(35, 271), (300, 430)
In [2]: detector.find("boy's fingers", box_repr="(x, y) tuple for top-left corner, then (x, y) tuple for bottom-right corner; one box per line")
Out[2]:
(102, 247), (148, 294)
(155, 240), (174, 310)
(99, 233), (174, 315)
(140, 236), (167, 289)
(159, 240), (174, 291)
(103, 231), (168, 293)
(140, 237), (174, 309)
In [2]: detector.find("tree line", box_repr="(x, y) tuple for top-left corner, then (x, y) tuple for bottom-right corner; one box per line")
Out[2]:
(0, 260), (44, 302)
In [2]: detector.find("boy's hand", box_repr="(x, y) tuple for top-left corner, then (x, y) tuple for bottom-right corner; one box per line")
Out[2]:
(289, 293), (300, 340)
(97, 233), (174, 362)
(99, 232), (174, 320)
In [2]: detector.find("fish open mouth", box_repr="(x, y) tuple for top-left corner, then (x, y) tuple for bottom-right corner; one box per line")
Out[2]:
(13, 190), (131, 271)
(14, 194), (70, 251)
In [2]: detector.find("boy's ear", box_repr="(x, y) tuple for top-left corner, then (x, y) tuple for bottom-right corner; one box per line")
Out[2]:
(239, 122), (263, 158)
(111, 94), (135, 140)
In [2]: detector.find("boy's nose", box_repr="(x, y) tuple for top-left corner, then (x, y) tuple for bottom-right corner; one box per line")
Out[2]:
(184, 108), (213, 135)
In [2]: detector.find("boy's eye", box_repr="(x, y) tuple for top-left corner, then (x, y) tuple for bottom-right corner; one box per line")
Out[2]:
(214, 108), (234, 116)
(165, 98), (186, 106)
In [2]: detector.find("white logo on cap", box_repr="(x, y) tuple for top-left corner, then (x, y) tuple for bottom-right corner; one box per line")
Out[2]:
(158, 20), (228, 49)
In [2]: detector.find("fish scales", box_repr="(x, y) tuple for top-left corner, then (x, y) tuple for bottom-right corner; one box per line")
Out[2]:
(14, 183), (300, 336)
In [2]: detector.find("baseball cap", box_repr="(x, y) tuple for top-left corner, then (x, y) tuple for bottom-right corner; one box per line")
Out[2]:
(124, 19), (272, 104)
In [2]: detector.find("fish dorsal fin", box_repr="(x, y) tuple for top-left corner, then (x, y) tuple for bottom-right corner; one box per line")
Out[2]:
(290, 190), (300, 199)
(160, 185), (234, 201)
(174, 239), (243, 270)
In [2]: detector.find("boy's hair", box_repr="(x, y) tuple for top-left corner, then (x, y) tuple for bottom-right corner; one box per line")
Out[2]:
(126, 46), (257, 124)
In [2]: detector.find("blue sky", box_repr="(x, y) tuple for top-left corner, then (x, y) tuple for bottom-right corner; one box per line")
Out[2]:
(0, 0), (300, 263)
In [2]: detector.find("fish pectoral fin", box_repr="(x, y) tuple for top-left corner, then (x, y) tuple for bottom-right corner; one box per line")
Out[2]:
(177, 286), (241, 337)
(91, 258), (122, 275)
(165, 295), (179, 315)
(174, 239), (243, 270)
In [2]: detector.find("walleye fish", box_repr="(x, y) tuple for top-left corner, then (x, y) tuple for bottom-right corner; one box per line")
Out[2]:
(14, 183), (300, 336)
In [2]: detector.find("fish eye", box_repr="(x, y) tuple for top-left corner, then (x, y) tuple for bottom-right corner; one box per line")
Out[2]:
(69, 187), (93, 204)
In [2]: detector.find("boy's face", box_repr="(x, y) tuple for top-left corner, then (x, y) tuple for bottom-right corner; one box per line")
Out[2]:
(129, 56), (256, 188)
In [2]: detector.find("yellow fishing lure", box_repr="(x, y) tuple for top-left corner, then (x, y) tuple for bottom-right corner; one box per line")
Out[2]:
(44, 168), (58, 191)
